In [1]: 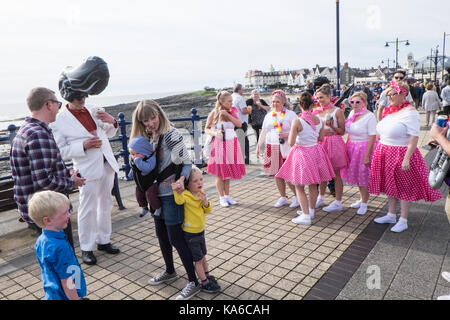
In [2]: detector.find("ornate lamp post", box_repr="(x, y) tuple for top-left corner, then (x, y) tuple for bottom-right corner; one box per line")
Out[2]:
(385, 38), (410, 69)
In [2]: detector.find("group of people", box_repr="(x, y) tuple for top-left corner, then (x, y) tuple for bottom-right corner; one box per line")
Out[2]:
(8, 67), (449, 300)
(204, 71), (443, 234)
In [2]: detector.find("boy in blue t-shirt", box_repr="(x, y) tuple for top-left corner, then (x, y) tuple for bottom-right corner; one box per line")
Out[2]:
(29, 190), (87, 300)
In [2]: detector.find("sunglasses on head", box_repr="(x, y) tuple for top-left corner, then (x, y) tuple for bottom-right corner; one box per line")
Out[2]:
(349, 100), (364, 105)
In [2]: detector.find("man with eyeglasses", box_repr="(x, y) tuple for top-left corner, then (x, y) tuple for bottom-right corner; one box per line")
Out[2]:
(10, 87), (86, 246)
(376, 70), (414, 121)
(50, 91), (120, 265)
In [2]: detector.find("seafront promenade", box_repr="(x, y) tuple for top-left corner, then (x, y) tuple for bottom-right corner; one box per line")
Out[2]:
(0, 109), (449, 300)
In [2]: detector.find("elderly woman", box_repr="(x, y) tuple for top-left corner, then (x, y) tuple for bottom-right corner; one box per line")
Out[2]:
(256, 90), (299, 208)
(340, 92), (377, 215)
(246, 89), (270, 142)
(130, 100), (200, 300)
(369, 81), (442, 233)
(422, 83), (442, 126)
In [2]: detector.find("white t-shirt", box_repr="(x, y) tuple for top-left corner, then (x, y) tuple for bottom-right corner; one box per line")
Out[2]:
(346, 111), (378, 142)
(295, 117), (323, 147)
(377, 109), (420, 146)
(232, 93), (248, 124)
(262, 109), (298, 145)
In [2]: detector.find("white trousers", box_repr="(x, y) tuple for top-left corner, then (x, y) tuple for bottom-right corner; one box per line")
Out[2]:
(77, 162), (115, 251)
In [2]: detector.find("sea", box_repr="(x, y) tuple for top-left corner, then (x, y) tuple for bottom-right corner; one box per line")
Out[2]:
(0, 90), (189, 131)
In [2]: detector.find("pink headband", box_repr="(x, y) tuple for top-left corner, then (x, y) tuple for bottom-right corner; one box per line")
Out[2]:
(272, 90), (287, 103)
(390, 81), (408, 96)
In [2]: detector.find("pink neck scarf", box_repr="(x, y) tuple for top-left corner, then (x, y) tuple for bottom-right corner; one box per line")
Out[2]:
(313, 102), (333, 115)
(345, 108), (367, 129)
(299, 110), (316, 131)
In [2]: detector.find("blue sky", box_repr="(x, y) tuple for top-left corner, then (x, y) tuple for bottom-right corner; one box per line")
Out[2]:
(0, 0), (449, 103)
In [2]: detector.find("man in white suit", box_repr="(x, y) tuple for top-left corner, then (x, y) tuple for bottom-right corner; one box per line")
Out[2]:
(51, 92), (120, 265)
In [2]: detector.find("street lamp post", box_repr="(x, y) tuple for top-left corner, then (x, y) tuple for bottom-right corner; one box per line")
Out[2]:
(381, 58), (392, 70)
(443, 32), (450, 82)
(336, 0), (341, 96)
(385, 38), (410, 69)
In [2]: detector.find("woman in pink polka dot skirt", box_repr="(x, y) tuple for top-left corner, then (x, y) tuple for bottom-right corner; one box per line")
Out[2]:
(369, 81), (442, 233)
(256, 90), (299, 209)
(276, 92), (335, 226)
(313, 84), (349, 213)
(340, 91), (378, 216)
(205, 91), (246, 207)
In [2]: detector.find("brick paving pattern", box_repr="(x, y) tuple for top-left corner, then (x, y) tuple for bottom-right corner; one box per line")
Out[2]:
(0, 110), (448, 300)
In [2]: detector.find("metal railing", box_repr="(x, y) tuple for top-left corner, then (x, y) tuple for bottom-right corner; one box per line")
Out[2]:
(0, 108), (209, 211)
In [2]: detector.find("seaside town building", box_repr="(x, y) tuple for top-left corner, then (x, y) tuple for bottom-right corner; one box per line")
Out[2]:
(244, 53), (450, 89)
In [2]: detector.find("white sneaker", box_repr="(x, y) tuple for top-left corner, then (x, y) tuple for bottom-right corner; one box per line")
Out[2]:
(437, 294), (450, 300)
(442, 272), (450, 283)
(289, 196), (300, 208)
(374, 214), (397, 224)
(296, 210), (314, 219)
(176, 281), (201, 300)
(356, 205), (367, 215)
(390, 220), (408, 233)
(274, 197), (289, 208)
(323, 201), (343, 212)
(350, 200), (362, 209)
(225, 195), (238, 205)
(292, 214), (311, 225)
(219, 197), (229, 207)
(315, 197), (325, 208)
(296, 210), (303, 216)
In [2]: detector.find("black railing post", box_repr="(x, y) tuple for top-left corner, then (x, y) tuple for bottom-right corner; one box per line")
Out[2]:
(117, 112), (132, 180)
(191, 108), (202, 168)
(8, 124), (17, 145)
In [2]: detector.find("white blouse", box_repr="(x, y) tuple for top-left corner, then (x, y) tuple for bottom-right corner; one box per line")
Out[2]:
(377, 109), (420, 146)
(346, 111), (378, 142)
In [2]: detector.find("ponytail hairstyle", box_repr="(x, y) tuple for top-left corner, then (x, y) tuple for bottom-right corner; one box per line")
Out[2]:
(212, 90), (232, 126)
(298, 91), (314, 111)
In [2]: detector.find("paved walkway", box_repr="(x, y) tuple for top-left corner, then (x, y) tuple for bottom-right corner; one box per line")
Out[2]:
(0, 110), (448, 300)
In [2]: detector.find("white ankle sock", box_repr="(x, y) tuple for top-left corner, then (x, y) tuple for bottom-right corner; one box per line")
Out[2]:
(334, 200), (342, 206)
(387, 212), (396, 219)
(318, 195), (325, 201)
(398, 217), (407, 224)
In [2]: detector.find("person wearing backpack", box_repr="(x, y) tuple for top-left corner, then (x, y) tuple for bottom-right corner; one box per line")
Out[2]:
(130, 99), (200, 300)
(128, 136), (161, 217)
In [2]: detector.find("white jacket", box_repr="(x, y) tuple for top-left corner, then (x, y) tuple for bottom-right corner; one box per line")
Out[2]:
(50, 105), (119, 181)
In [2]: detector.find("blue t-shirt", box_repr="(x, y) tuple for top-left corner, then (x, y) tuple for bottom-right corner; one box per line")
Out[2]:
(34, 229), (87, 300)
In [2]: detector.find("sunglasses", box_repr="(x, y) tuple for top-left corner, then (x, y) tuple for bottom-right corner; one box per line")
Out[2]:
(349, 100), (364, 105)
(387, 92), (400, 98)
(394, 76), (404, 80)
(48, 99), (62, 109)
(74, 94), (88, 101)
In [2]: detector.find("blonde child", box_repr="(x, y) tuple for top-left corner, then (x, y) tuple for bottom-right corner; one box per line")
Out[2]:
(28, 190), (88, 300)
(205, 91), (246, 207)
(172, 166), (220, 293)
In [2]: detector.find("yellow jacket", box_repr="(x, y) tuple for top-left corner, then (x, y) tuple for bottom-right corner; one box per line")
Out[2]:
(173, 190), (212, 233)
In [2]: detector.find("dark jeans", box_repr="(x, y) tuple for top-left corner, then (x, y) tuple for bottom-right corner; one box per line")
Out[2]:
(154, 217), (198, 285)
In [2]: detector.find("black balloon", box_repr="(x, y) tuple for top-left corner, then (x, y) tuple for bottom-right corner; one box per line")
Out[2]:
(59, 56), (110, 102)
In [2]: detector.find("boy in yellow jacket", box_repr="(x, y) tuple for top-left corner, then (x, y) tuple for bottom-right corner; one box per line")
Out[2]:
(172, 166), (221, 293)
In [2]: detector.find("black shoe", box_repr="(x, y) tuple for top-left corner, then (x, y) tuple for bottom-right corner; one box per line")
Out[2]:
(82, 251), (97, 265)
(97, 243), (120, 254)
(201, 279), (221, 293)
(139, 207), (149, 217)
